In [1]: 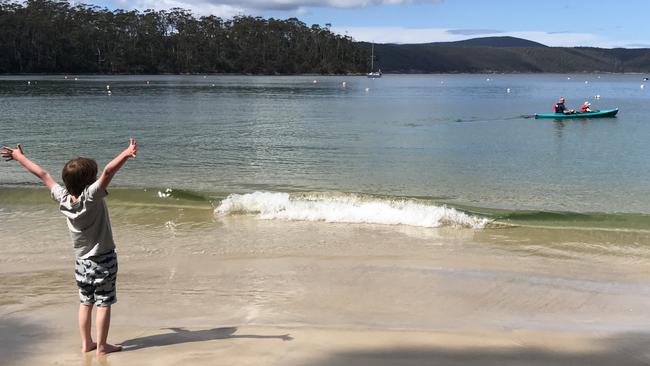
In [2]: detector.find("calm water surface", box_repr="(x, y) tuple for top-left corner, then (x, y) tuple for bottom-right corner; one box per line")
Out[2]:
(1, 74), (649, 213)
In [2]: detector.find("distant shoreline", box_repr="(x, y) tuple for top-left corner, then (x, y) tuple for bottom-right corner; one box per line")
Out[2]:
(0, 72), (366, 77)
(1, 71), (648, 76)
(366, 41), (650, 74)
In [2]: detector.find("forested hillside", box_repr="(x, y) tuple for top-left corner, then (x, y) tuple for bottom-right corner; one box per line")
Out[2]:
(369, 39), (650, 73)
(0, 0), (369, 74)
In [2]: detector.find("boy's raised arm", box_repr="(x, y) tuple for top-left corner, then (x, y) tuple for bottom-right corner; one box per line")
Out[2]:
(98, 138), (137, 191)
(2, 144), (57, 191)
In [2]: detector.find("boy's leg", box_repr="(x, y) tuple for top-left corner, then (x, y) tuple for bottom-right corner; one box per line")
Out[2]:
(76, 257), (98, 353)
(79, 304), (96, 352)
(92, 251), (121, 355)
(96, 306), (122, 355)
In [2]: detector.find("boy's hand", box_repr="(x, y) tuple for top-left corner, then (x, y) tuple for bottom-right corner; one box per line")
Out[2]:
(99, 138), (138, 190)
(1, 144), (25, 161)
(125, 138), (137, 158)
(1, 144), (56, 190)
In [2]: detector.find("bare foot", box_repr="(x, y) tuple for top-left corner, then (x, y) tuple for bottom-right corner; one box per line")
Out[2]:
(82, 341), (97, 353)
(97, 343), (122, 356)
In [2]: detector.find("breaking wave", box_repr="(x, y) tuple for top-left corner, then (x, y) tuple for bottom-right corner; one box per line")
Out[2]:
(215, 191), (490, 229)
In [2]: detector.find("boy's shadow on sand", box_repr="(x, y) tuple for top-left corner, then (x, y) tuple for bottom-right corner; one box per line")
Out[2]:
(121, 327), (293, 351)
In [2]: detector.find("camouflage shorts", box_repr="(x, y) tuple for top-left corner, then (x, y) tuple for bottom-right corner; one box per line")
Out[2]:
(75, 251), (117, 307)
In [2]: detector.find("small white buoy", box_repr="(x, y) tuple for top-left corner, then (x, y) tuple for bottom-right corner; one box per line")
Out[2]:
(27, 81), (31, 86)
(106, 85), (110, 90)
(585, 81), (589, 84)
(597, 76), (601, 79)
(365, 87), (370, 92)
(64, 75), (68, 80)
(146, 81), (150, 85)
(567, 77), (571, 80)
(506, 88), (511, 93)
(203, 76), (207, 79)
(107, 90), (112, 95)
(211, 84), (215, 87)
(486, 78), (491, 81)
(74, 77), (78, 81)
(341, 81), (347, 88)
(313, 80), (318, 84)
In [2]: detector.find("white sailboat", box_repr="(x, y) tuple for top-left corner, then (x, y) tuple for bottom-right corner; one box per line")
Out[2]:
(367, 43), (382, 78)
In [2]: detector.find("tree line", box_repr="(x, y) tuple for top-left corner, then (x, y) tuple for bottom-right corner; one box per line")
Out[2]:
(0, 0), (370, 74)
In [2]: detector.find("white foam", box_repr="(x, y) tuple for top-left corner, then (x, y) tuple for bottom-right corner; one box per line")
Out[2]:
(158, 188), (173, 198)
(215, 192), (489, 229)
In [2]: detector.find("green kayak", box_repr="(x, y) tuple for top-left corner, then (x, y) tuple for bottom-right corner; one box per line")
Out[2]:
(535, 108), (618, 119)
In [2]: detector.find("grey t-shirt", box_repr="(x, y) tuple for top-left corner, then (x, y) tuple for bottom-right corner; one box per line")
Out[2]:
(51, 181), (115, 259)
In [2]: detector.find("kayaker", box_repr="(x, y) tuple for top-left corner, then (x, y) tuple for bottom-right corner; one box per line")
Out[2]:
(554, 97), (574, 114)
(581, 101), (592, 113)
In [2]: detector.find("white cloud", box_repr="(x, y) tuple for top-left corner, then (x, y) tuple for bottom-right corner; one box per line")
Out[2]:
(332, 27), (457, 43)
(113, 0), (244, 17)
(113, 0), (442, 16)
(331, 26), (630, 48)
(625, 43), (650, 48)
(506, 31), (599, 48)
(447, 29), (503, 36)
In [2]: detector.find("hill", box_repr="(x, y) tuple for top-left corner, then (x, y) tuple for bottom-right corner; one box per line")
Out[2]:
(366, 37), (650, 73)
(431, 36), (547, 48)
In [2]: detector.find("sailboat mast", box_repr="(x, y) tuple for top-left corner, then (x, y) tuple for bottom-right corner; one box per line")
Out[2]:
(370, 43), (374, 71)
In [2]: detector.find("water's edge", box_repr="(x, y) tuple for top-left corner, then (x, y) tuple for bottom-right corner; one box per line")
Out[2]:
(3, 185), (650, 233)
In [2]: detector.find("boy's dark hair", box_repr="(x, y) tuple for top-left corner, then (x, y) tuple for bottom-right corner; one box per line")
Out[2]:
(62, 157), (98, 197)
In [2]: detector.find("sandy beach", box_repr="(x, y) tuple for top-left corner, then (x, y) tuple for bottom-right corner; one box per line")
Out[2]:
(5, 322), (650, 366)
(2, 201), (650, 365)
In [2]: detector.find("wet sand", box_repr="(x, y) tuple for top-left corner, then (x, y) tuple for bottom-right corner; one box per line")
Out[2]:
(2, 206), (650, 365)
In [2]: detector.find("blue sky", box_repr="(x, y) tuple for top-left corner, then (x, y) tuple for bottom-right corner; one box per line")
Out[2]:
(86, 0), (650, 47)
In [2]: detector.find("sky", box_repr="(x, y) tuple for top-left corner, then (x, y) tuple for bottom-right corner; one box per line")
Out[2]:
(84, 0), (650, 48)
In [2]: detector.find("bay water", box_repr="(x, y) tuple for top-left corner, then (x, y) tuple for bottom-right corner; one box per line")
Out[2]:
(2, 74), (650, 229)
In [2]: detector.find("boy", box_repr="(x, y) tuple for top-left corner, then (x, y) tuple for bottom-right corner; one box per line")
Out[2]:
(1, 139), (137, 356)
